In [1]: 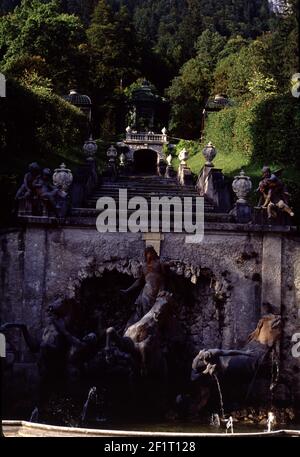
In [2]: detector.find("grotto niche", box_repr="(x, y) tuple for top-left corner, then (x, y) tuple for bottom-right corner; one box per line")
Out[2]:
(65, 263), (227, 424)
(2, 259), (230, 426)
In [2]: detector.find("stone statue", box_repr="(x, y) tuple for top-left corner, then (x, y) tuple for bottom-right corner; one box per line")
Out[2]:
(33, 168), (67, 217)
(258, 167), (294, 219)
(15, 162), (41, 200)
(166, 154), (173, 166)
(105, 291), (179, 415)
(0, 297), (98, 415)
(120, 246), (169, 327)
(190, 314), (282, 415)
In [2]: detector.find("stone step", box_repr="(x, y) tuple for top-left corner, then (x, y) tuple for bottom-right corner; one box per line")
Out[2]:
(71, 207), (232, 222)
(101, 179), (181, 186)
(82, 175), (217, 213)
(86, 200), (214, 211)
(88, 193), (206, 200)
(90, 191), (200, 198)
(109, 175), (177, 181)
(97, 183), (194, 189)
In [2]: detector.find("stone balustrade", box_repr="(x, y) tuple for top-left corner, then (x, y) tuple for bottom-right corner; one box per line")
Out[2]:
(125, 132), (167, 143)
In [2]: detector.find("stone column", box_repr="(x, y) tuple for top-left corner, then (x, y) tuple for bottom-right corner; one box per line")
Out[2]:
(261, 233), (282, 314)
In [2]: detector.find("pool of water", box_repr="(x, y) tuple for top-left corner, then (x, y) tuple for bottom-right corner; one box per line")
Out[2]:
(90, 421), (300, 434)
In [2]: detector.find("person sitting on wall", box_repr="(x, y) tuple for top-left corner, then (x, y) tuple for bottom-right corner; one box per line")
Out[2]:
(15, 162), (41, 200)
(258, 166), (294, 219)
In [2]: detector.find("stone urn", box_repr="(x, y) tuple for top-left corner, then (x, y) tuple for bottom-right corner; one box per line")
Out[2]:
(53, 163), (73, 192)
(83, 137), (98, 161)
(203, 142), (217, 166)
(179, 148), (189, 166)
(232, 170), (252, 204)
(119, 152), (126, 167)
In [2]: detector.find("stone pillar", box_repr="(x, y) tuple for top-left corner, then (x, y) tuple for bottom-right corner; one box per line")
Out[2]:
(143, 233), (164, 256)
(196, 165), (231, 211)
(261, 233), (282, 314)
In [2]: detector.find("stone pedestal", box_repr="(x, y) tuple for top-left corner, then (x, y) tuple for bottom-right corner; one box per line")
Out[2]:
(196, 165), (232, 211)
(143, 233), (165, 256)
(165, 165), (176, 178)
(232, 202), (252, 223)
(253, 207), (293, 226)
(157, 160), (167, 177)
(178, 164), (193, 186)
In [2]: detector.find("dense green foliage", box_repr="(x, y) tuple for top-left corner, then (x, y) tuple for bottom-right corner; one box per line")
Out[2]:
(177, 94), (300, 216)
(198, 96), (300, 170)
(0, 0), (87, 92)
(0, 78), (86, 224)
(0, 79), (86, 172)
(0, 0), (299, 222)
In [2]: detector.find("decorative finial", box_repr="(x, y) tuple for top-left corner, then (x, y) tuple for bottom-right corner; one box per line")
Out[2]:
(203, 142), (217, 167)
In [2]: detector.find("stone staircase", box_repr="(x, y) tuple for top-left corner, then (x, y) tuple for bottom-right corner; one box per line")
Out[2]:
(70, 174), (236, 226)
(86, 175), (215, 212)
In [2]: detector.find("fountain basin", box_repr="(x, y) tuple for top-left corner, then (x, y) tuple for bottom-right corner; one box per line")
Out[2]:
(3, 421), (300, 438)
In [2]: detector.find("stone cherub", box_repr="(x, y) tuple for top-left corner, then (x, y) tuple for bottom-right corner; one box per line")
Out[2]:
(33, 168), (67, 217)
(15, 162), (41, 200)
(258, 166), (294, 219)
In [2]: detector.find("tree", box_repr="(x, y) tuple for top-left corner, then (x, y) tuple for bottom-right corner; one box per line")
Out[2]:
(86, 0), (141, 136)
(0, 0), (86, 92)
(87, 0), (140, 91)
(213, 30), (297, 99)
(166, 57), (209, 138)
(194, 30), (226, 73)
(60, 0), (98, 24)
(166, 30), (226, 138)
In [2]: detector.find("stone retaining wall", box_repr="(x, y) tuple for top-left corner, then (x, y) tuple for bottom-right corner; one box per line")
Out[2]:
(1, 224), (300, 417)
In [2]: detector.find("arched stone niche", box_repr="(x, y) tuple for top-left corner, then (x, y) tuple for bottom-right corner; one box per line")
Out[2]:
(66, 258), (233, 351)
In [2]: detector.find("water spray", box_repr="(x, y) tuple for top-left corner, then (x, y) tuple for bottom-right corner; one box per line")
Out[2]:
(267, 411), (276, 433)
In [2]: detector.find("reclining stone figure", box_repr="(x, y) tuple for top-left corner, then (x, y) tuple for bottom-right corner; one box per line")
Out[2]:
(190, 314), (282, 415)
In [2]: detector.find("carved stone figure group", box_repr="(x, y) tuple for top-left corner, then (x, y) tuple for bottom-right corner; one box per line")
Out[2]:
(15, 162), (69, 217)
(1, 247), (283, 423)
(258, 166), (294, 219)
